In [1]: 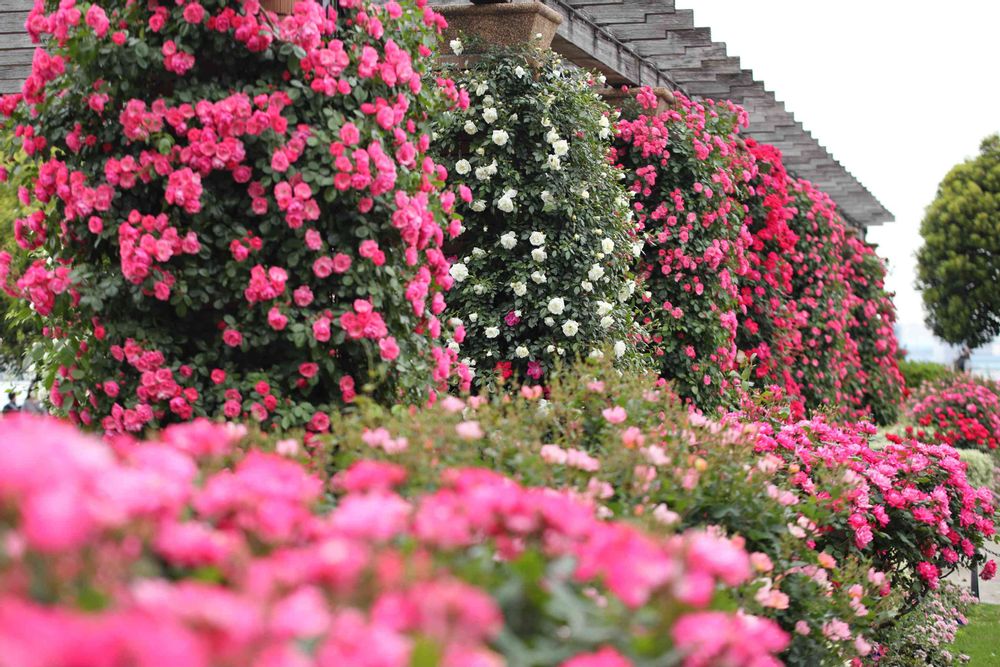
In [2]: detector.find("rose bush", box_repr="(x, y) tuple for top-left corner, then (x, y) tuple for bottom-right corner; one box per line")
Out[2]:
(432, 45), (640, 385)
(0, 413), (791, 667)
(0, 0), (471, 434)
(734, 139), (903, 424)
(613, 88), (754, 410)
(319, 357), (990, 665)
(907, 377), (1000, 451)
(752, 419), (995, 601)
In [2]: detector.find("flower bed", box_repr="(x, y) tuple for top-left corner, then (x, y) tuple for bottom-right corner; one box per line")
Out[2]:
(908, 378), (1000, 451)
(0, 412), (790, 667)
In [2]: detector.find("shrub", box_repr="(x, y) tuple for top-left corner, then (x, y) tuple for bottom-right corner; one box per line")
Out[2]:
(0, 412), (791, 667)
(897, 359), (955, 393)
(873, 582), (976, 666)
(320, 358), (920, 665)
(612, 89), (754, 410)
(908, 378), (1000, 451)
(431, 45), (639, 385)
(957, 449), (995, 491)
(0, 0), (469, 434)
(754, 422), (995, 600)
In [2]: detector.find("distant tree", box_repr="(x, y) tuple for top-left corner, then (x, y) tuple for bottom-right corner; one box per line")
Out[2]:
(917, 134), (1000, 352)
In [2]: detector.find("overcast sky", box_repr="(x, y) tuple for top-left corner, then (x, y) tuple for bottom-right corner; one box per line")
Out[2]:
(676, 0), (1000, 362)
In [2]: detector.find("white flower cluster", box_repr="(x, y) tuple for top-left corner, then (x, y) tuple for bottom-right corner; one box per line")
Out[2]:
(434, 53), (640, 377)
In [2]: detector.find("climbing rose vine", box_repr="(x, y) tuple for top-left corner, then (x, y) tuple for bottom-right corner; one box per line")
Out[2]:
(613, 88), (754, 410)
(735, 139), (903, 424)
(432, 46), (640, 385)
(0, 0), (471, 433)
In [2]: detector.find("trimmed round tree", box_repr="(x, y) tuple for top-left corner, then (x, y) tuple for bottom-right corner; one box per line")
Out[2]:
(917, 134), (1000, 352)
(432, 46), (640, 384)
(0, 0), (468, 433)
(613, 89), (754, 410)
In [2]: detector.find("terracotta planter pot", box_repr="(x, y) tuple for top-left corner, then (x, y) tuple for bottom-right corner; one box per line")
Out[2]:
(261, 0), (296, 15)
(436, 1), (563, 51)
(599, 86), (676, 113)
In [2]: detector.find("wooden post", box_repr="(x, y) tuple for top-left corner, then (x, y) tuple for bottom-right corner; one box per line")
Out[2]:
(261, 0), (297, 14)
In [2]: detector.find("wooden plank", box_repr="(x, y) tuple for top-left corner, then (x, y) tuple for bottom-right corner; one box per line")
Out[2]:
(0, 0), (31, 12)
(0, 11), (28, 34)
(0, 32), (31, 49)
(0, 47), (31, 66)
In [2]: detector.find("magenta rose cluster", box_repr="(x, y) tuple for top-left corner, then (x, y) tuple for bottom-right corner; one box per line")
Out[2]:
(0, 0), (473, 434)
(612, 91), (903, 422)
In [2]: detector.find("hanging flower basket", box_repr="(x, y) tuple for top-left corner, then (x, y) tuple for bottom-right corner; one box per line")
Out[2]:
(437, 1), (563, 51)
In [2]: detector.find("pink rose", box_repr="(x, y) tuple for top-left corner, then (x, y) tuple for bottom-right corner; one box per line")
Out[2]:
(222, 329), (242, 347)
(313, 256), (334, 278)
(379, 336), (399, 361)
(312, 317), (331, 342)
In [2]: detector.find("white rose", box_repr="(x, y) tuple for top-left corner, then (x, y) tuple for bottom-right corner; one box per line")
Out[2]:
(589, 349), (604, 359)
(631, 241), (644, 257)
(474, 166), (492, 181)
(588, 264), (605, 281)
(614, 341), (627, 357)
(545, 129), (559, 144)
(475, 82), (488, 96)
(541, 117), (552, 128)
(596, 300), (613, 316)
(491, 129), (509, 146)
(540, 190), (554, 207)
(482, 107), (498, 124)
(514, 66), (526, 78)
(449, 263), (469, 282)
(471, 247), (486, 258)
(515, 346), (529, 358)
(530, 271), (546, 284)
(529, 231), (546, 246)
(447, 340), (460, 352)
(546, 344), (555, 352)
(600, 316), (614, 329)
(581, 280), (593, 292)
(601, 238), (614, 253)
(469, 313), (478, 322)
(497, 189), (517, 213)
(562, 320), (580, 337)
(449, 39), (463, 55)
(473, 284), (486, 295)
(547, 297), (565, 315)
(448, 317), (463, 328)
(531, 247), (547, 262)
(552, 139), (569, 156)
(484, 326), (500, 339)
(455, 159), (471, 175)
(483, 95), (494, 106)
(557, 347), (566, 355)
(579, 189), (589, 199)
(464, 120), (477, 135)
(512, 281), (527, 296)
(544, 317), (555, 327)
(546, 155), (562, 171)
(471, 200), (487, 212)
(500, 232), (517, 249)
